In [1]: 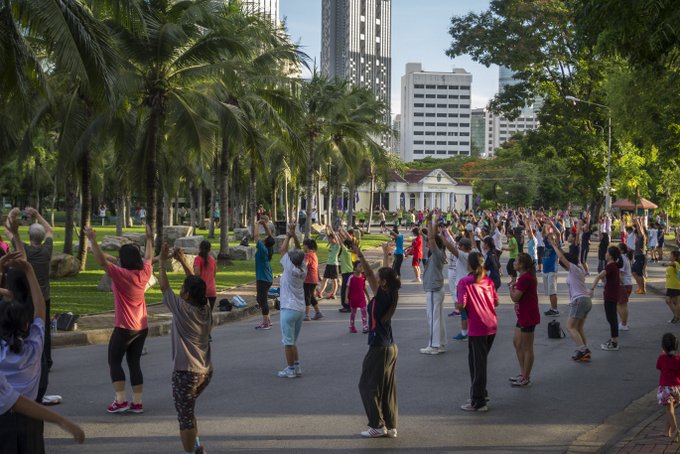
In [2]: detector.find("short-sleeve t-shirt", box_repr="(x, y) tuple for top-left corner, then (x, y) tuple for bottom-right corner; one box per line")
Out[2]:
(193, 255), (217, 298)
(657, 354), (680, 386)
(107, 260), (152, 330)
(367, 289), (395, 347)
(0, 372), (20, 415)
(304, 251), (319, 284)
(22, 238), (53, 300)
(347, 274), (367, 307)
(339, 245), (353, 274)
(422, 246), (446, 292)
(514, 272), (540, 327)
(326, 243), (340, 266)
(603, 261), (621, 302)
(255, 240), (273, 283)
(457, 274), (498, 337)
(279, 253), (306, 312)
(666, 263), (680, 290)
(566, 264), (589, 302)
(542, 243), (558, 273)
(394, 235), (404, 255)
(507, 237), (519, 259)
(621, 256), (633, 286)
(0, 318), (44, 400)
(162, 288), (212, 374)
(527, 238), (537, 261)
(411, 235), (423, 260)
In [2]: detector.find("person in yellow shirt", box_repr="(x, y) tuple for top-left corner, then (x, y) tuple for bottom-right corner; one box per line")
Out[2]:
(665, 251), (680, 324)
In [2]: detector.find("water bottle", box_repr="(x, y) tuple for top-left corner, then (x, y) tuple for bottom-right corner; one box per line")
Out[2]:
(51, 318), (57, 332)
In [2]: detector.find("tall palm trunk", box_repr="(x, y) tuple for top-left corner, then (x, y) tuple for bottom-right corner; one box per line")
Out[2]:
(145, 101), (163, 252)
(249, 152), (257, 238)
(304, 135), (315, 239)
(115, 189), (124, 236)
(77, 150), (92, 271)
(346, 181), (356, 229)
(284, 172), (289, 223)
(208, 154), (217, 239)
(189, 183), (198, 227)
(63, 172), (76, 255)
(332, 167), (340, 229)
(232, 158), (241, 228)
(366, 167), (375, 233)
(218, 133), (230, 258)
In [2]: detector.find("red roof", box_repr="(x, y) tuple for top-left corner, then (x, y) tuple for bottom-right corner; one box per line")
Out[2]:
(612, 198), (658, 210)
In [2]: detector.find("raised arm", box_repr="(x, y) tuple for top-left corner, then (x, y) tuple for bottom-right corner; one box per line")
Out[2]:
(83, 227), (107, 268)
(280, 224), (296, 255)
(4, 214), (25, 258)
(442, 227), (460, 256)
(548, 234), (570, 270)
(158, 243), (171, 291)
(7, 256), (45, 320)
(172, 248), (194, 277)
(25, 207), (53, 238)
(144, 224), (154, 261)
(427, 217), (438, 251)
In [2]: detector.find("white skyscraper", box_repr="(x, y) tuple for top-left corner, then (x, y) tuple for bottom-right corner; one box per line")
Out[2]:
(241, 0), (279, 26)
(399, 63), (473, 162)
(321, 0), (392, 125)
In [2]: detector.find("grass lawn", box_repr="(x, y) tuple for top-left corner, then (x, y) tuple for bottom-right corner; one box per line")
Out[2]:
(8, 225), (390, 315)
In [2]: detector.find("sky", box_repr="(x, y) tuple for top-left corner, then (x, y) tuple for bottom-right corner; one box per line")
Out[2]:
(279, 0), (499, 119)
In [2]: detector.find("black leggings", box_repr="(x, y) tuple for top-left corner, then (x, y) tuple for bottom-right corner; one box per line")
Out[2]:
(257, 280), (272, 316)
(604, 300), (619, 338)
(0, 411), (44, 454)
(392, 254), (404, 277)
(303, 283), (318, 307)
(108, 327), (148, 385)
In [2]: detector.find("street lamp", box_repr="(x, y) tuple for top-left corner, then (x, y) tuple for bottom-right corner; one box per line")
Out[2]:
(565, 95), (612, 214)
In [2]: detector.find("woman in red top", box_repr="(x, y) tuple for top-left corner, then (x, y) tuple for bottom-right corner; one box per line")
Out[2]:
(193, 241), (217, 310)
(457, 251), (499, 412)
(303, 239), (323, 321)
(346, 261), (370, 333)
(408, 228), (423, 282)
(509, 253), (540, 387)
(590, 246), (622, 352)
(86, 225), (153, 414)
(657, 333), (680, 440)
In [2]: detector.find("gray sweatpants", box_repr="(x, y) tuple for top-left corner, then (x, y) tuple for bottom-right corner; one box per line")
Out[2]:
(358, 344), (398, 430)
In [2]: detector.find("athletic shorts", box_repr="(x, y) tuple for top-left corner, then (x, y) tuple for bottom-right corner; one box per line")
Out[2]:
(537, 246), (545, 263)
(632, 255), (646, 275)
(323, 264), (339, 279)
(568, 296), (592, 320)
(543, 272), (557, 296)
(658, 385), (680, 405)
(412, 256), (421, 267)
(515, 323), (536, 333)
(667, 288), (680, 298)
(280, 309), (303, 346)
(619, 285), (632, 304)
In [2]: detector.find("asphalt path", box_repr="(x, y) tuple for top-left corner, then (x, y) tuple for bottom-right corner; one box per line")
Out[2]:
(45, 251), (673, 453)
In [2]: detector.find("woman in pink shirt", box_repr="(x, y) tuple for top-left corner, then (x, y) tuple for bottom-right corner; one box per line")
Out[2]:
(193, 241), (217, 310)
(86, 225), (153, 415)
(457, 251), (499, 412)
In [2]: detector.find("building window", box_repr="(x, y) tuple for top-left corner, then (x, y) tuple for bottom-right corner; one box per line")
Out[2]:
(414, 94), (424, 98)
(413, 150), (423, 155)
(460, 104), (470, 109)
(425, 94), (435, 99)
(425, 103), (435, 108)
(437, 122), (446, 126)
(425, 113), (435, 117)
(448, 150), (457, 155)
(437, 94), (447, 99)
(436, 131), (446, 136)
(448, 132), (457, 136)
(413, 103), (424, 108)
(425, 150), (435, 154)
(460, 141), (469, 145)
(448, 95), (458, 99)
(425, 140), (435, 145)
(425, 131), (435, 136)
(437, 113), (447, 117)
(448, 85), (459, 90)
(414, 112), (424, 117)
(360, 34), (365, 40)
(448, 113), (458, 117)
(460, 132), (470, 136)
(460, 123), (470, 127)
(460, 95), (470, 99)
(413, 140), (423, 144)
(448, 141), (458, 145)
(448, 123), (458, 127)
(425, 122), (435, 126)
(409, 193), (416, 209)
(460, 114), (470, 118)
(437, 141), (446, 145)
(425, 84), (435, 89)
(437, 104), (447, 108)
(414, 121), (424, 126)
(448, 104), (458, 108)
(414, 131), (424, 135)
(460, 86), (471, 90)
(436, 150), (446, 154)
(414, 84), (424, 89)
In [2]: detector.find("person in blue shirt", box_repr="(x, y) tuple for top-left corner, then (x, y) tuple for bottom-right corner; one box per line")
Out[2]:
(389, 226), (404, 278)
(542, 221), (560, 317)
(254, 218), (276, 330)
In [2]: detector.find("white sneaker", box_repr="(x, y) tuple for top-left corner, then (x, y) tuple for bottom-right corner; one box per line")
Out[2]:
(360, 427), (387, 438)
(294, 365), (302, 377)
(277, 367), (296, 378)
(386, 428), (398, 438)
(618, 323), (630, 331)
(419, 346), (441, 355)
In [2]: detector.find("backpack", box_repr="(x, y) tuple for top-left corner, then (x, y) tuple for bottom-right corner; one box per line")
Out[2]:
(218, 298), (232, 312)
(547, 320), (566, 339)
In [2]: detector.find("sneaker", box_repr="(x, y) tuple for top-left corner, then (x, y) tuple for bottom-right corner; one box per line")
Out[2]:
(508, 374), (523, 383)
(544, 308), (560, 317)
(294, 365), (302, 377)
(618, 323), (630, 331)
(129, 402), (144, 414)
(669, 317), (679, 324)
(362, 327), (369, 334)
(41, 394), (62, 406)
(350, 326), (358, 333)
(255, 322), (271, 330)
(452, 332), (468, 341)
(194, 447), (206, 454)
(106, 400), (129, 413)
(634, 288), (646, 294)
(338, 307), (350, 313)
(303, 315), (311, 321)
(360, 427), (387, 438)
(141, 347), (149, 356)
(572, 349), (592, 362)
(419, 346), (441, 355)
(511, 377), (531, 387)
(460, 403), (488, 412)
(448, 310), (461, 317)
(311, 312), (324, 320)
(277, 367), (296, 378)
(386, 428), (398, 438)
(600, 340), (619, 351)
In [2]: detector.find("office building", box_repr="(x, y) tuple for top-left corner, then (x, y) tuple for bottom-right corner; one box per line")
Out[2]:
(470, 108), (485, 156)
(399, 63), (473, 162)
(321, 0), (391, 125)
(391, 114), (400, 155)
(241, 0), (279, 26)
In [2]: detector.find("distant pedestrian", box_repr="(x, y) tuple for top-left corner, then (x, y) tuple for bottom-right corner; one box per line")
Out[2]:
(193, 241), (217, 310)
(254, 218), (275, 330)
(656, 333), (680, 441)
(419, 218), (447, 355)
(302, 239), (323, 321)
(356, 242), (400, 438)
(617, 243), (633, 330)
(664, 251), (680, 324)
(389, 226), (404, 278)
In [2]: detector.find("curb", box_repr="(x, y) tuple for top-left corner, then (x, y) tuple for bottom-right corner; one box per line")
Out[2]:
(52, 305), (261, 348)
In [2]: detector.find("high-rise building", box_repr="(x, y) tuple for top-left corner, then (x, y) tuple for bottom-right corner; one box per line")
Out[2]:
(470, 108), (486, 156)
(321, 0), (391, 125)
(241, 0), (279, 26)
(399, 63), (473, 162)
(391, 114), (400, 155)
(484, 66), (540, 156)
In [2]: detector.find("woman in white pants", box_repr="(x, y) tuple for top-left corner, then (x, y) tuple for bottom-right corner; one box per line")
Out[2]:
(420, 216), (448, 355)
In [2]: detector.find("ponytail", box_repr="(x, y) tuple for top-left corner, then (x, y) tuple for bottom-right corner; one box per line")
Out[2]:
(468, 251), (486, 282)
(0, 300), (31, 354)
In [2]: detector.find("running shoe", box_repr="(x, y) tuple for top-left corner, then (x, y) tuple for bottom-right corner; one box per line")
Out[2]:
(311, 312), (324, 320)
(618, 323), (630, 331)
(511, 377), (531, 387)
(255, 322), (271, 330)
(669, 317), (679, 324)
(338, 308), (350, 313)
(350, 326), (358, 333)
(362, 326), (369, 334)
(41, 395), (62, 406)
(277, 367), (296, 378)
(360, 427), (387, 438)
(634, 288), (646, 294)
(508, 374), (523, 383)
(194, 446), (206, 454)
(303, 315), (310, 321)
(572, 349), (592, 362)
(600, 340), (619, 351)
(544, 308), (560, 317)
(129, 403), (144, 414)
(386, 428), (398, 438)
(294, 365), (302, 377)
(106, 400), (129, 413)
(326, 294), (336, 299)
(452, 332), (468, 341)
(448, 310), (461, 317)
(460, 403), (488, 412)
(419, 346), (441, 355)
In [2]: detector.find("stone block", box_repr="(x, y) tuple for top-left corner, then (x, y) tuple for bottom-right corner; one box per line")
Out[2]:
(100, 236), (133, 251)
(163, 226), (194, 244)
(122, 232), (146, 246)
(311, 223), (326, 234)
(229, 245), (256, 260)
(232, 228), (250, 241)
(50, 252), (80, 278)
(174, 235), (204, 249)
(274, 234), (304, 251)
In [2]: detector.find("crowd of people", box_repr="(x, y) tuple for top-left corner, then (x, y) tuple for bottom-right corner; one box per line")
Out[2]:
(1, 203), (680, 451)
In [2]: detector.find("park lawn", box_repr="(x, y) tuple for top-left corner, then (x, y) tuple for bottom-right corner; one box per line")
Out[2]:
(13, 226), (390, 315)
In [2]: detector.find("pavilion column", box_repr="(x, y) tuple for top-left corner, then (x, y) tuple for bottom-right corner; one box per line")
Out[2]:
(419, 192), (425, 210)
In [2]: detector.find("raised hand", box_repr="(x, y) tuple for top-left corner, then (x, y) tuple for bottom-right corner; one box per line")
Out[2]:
(160, 243), (171, 261)
(145, 223), (153, 238)
(0, 251), (22, 272)
(83, 226), (96, 241)
(25, 207), (38, 219)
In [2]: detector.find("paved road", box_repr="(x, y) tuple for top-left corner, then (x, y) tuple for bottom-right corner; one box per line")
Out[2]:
(45, 252), (672, 453)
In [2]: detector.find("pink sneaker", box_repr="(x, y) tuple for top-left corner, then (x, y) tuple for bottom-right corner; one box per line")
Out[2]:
(129, 402), (144, 414)
(107, 400), (129, 413)
(350, 326), (358, 333)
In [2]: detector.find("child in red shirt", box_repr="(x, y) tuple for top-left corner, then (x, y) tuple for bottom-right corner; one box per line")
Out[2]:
(346, 261), (370, 333)
(406, 228), (423, 282)
(657, 333), (680, 440)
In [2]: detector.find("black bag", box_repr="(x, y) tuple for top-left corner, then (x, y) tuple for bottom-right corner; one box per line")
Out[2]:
(274, 298), (280, 311)
(55, 313), (79, 331)
(547, 320), (566, 339)
(218, 298), (232, 312)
